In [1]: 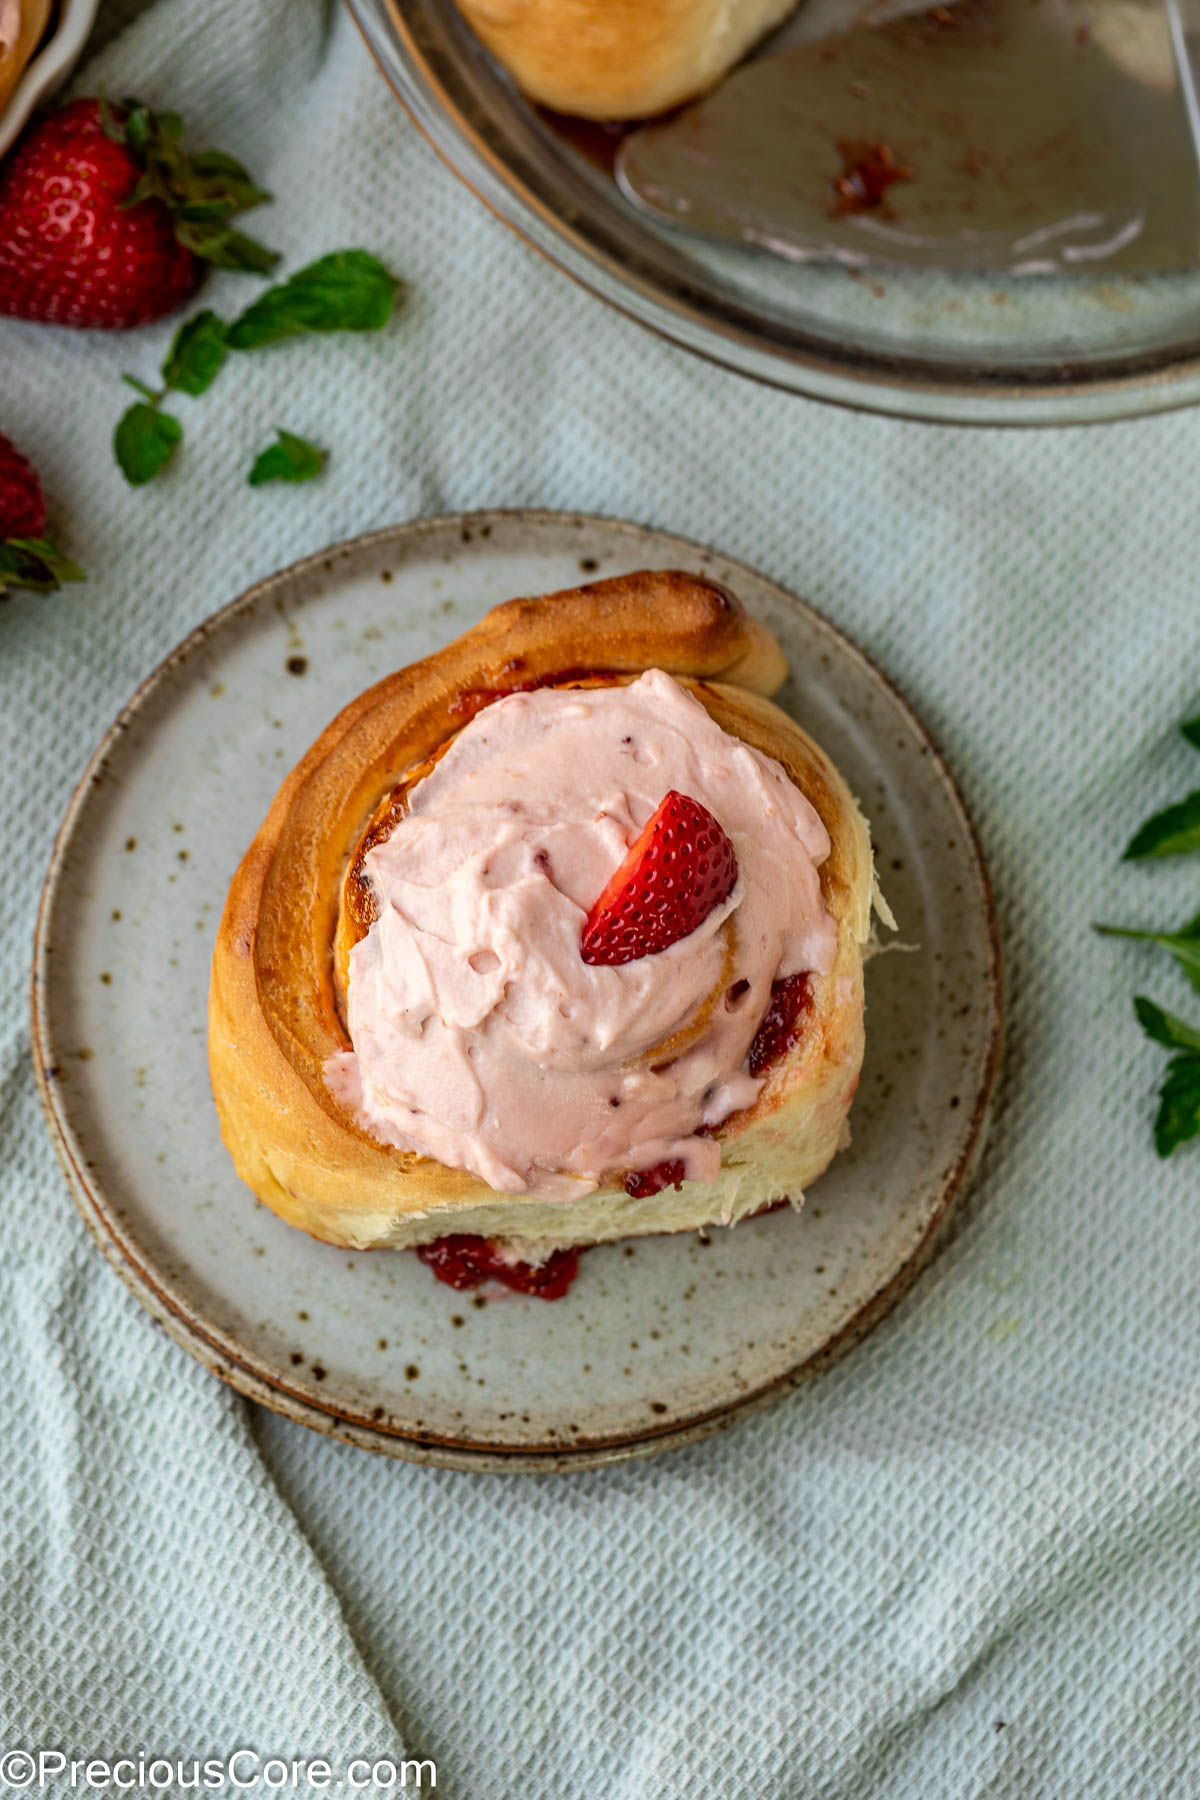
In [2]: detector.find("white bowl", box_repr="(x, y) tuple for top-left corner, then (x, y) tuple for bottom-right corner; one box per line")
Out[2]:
(0, 0), (101, 160)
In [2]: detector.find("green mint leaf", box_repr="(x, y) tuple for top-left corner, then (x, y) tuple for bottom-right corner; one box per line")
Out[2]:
(227, 250), (400, 351)
(0, 537), (85, 596)
(113, 402), (182, 487)
(161, 310), (228, 396)
(1123, 789), (1200, 860)
(122, 374), (160, 402)
(1154, 1054), (1200, 1157)
(248, 429), (327, 487)
(1133, 995), (1200, 1056)
(1097, 912), (1200, 994)
(174, 222), (280, 274)
(1182, 717), (1200, 752)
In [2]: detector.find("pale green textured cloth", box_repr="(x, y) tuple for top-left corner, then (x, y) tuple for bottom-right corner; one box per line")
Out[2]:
(3, 2), (1200, 1794)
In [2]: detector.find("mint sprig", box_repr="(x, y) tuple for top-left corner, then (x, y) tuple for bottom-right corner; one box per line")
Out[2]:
(1124, 792), (1200, 861)
(114, 250), (401, 489)
(1095, 910), (1200, 994)
(113, 402), (182, 487)
(1134, 999), (1200, 1157)
(1135, 994), (1200, 1056)
(1124, 717), (1200, 859)
(1100, 709), (1200, 1155)
(227, 251), (399, 350)
(248, 430), (327, 486)
(161, 310), (228, 396)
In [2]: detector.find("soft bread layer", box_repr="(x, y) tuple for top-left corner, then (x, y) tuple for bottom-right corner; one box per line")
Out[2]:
(454, 0), (799, 120)
(209, 569), (873, 1254)
(0, 0), (51, 114)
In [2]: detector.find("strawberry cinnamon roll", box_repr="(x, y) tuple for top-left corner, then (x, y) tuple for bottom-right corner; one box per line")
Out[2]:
(209, 570), (881, 1287)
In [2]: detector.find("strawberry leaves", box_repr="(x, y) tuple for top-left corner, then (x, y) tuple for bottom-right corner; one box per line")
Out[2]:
(0, 538), (85, 597)
(0, 432), (85, 598)
(98, 94), (278, 275)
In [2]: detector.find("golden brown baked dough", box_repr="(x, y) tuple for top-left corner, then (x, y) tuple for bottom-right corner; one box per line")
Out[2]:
(453, 0), (800, 120)
(0, 0), (52, 117)
(209, 569), (876, 1255)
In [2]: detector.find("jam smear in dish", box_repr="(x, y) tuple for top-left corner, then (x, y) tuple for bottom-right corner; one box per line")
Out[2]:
(623, 1159), (687, 1199)
(748, 973), (812, 1077)
(831, 141), (912, 217)
(417, 1234), (580, 1299)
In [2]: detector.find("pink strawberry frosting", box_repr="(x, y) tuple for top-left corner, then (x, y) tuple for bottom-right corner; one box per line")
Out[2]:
(325, 669), (837, 1200)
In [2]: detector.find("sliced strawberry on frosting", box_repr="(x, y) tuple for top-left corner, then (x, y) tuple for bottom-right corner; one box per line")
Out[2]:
(580, 789), (738, 966)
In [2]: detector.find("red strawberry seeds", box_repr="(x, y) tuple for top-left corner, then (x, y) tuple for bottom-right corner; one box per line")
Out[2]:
(581, 789), (738, 966)
(0, 100), (200, 329)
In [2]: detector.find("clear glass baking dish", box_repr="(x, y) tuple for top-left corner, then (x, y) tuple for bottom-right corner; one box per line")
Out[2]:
(346, 0), (1200, 425)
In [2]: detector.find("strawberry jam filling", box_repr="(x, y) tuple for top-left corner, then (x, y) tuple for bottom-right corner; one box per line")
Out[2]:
(449, 666), (615, 722)
(416, 1235), (580, 1298)
(748, 972), (813, 1077)
(623, 1158), (686, 1199)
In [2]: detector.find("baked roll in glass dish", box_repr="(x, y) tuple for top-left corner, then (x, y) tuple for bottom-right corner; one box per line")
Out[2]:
(209, 570), (883, 1293)
(450, 0), (800, 120)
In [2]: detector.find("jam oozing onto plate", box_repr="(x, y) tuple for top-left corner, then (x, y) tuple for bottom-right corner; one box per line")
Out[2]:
(417, 1234), (581, 1299)
(748, 972), (812, 1077)
(413, 975), (812, 1300)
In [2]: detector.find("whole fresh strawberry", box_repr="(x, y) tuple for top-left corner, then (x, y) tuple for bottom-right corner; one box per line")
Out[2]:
(0, 97), (276, 330)
(581, 789), (739, 965)
(0, 432), (84, 596)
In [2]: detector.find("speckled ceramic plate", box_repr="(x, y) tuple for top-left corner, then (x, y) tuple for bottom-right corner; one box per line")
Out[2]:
(33, 511), (1001, 1472)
